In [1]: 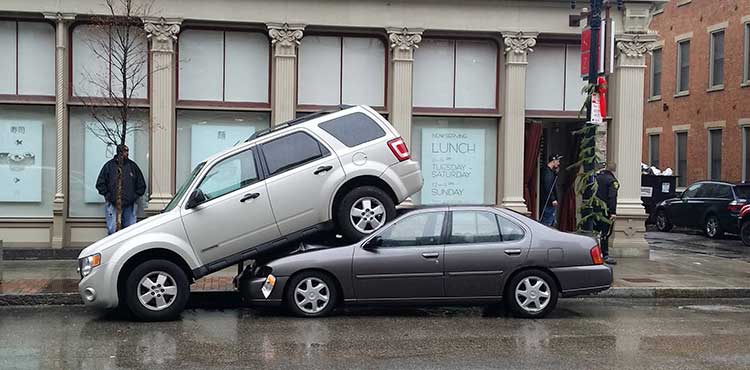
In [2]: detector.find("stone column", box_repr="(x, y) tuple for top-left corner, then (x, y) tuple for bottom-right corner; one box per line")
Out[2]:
(386, 27), (422, 148)
(609, 33), (657, 258)
(44, 12), (75, 248)
(499, 31), (537, 214)
(268, 23), (304, 125)
(143, 17), (181, 215)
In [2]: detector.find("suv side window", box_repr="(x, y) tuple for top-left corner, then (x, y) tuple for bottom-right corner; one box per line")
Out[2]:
(497, 215), (525, 241)
(379, 212), (445, 247)
(318, 112), (386, 147)
(716, 184), (733, 199)
(449, 211), (501, 244)
(683, 183), (702, 198)
(262, 131), (330, 176)
(197, 148), (258, 201)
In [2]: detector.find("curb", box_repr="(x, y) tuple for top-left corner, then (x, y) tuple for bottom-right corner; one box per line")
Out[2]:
(3, 288), (750, 307)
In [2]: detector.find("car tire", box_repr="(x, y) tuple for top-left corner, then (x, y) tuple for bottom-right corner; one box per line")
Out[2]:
(742, 222), (750, 247)
(655, 210), (673, 232)
(704, 214), (724, 239)
(285, 271), (338, 318)
(504, 269), (559, 319)
(124, 259), (190, 322)
(336, 186), (396, 241)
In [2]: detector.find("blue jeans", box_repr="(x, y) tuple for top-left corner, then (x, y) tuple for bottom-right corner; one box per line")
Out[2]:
(541, 205), (556, 227)
(105, 202), (137, 235)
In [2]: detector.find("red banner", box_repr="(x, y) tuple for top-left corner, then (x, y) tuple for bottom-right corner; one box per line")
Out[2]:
(580, 28), (600, 78)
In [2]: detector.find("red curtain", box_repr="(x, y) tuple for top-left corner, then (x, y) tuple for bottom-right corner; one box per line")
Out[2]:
(558, 132), (582, 232)
(523, 122), (543, 219)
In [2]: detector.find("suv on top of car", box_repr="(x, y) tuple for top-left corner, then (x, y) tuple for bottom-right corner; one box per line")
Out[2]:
(654, 181), (750, 238)
(76, 104), (423, 321)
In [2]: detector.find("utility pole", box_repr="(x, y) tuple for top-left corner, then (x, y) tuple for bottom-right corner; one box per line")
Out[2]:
(581, 0), (603, 232)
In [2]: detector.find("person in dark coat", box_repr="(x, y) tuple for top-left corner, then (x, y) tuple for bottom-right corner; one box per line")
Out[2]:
(540, 154), (562, 227)
(96, 144), (146, 235)
(593, 162), (619, 265)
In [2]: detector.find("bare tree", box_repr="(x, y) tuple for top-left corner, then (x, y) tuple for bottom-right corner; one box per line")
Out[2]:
(78, 0), (152, 232)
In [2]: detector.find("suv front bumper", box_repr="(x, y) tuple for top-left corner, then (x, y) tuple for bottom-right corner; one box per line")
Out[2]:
(78, 263), (119, 309)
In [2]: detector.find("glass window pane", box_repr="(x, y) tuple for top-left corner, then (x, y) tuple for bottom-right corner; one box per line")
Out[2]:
(526, 45), (565, 110)
(712, 32), (724, 86)
(72, 25), (112, 97)
(198, 149), (258, 200)
(676, 132), (688, 187)
(450, 211), (501, 244)
(318, 112), (385, 147)
(178, 29), (224, 101)
(342, 37), (385, 106)
(298, 36), (341, 105)
(17, 22), (55, 96)
(710, 129), (722, 180)
(454, 40), (497, 109)
(0, 21), (17, 94)
(380, 212), (444, 247)
(649, 134), (660, 169)
(262, 132), (326, 175)
(109, 26), (148, 100)
(565, 44), (587, 111)
(678, 41), (690, 92)
(224, 32), (269, 103)
(497, 215), (525, 241)
(413, 39), (455, 108)
(735, 185), (750, 199)
(69, 107), (149, 217)
(0, 105), (56, 217)
(684, 183), (701, 198)
(412, 117), (498, 205)
(176, 110), (270, 184)
(651, 49), (662, 97)
(745, 127), (750, 181)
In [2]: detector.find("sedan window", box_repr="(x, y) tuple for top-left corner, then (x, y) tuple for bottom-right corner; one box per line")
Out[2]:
(449, 211), (501, 244)
(497, 215), (525, 241)
(379, 212), (444, 247)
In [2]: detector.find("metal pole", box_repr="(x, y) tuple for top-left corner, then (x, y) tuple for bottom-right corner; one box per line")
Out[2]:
(581, 0), (603, 232)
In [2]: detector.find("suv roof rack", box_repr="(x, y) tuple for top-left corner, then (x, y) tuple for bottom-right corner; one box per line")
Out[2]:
(245, 104), (355, 142)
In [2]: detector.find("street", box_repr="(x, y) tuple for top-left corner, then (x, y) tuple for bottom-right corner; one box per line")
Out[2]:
(2, 298), (750, 370)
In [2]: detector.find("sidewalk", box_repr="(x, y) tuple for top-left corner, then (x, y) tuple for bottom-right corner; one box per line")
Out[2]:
(2, 231), (750, 305)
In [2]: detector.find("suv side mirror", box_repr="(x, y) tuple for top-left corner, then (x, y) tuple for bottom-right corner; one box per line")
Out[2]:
(363, 236), (383, 250)
(186, 189), (207, 209)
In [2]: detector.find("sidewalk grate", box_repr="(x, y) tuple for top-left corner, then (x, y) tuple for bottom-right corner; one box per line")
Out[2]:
(623, 278), (661, 283)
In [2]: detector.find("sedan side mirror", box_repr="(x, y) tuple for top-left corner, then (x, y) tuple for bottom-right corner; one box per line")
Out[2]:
(186, 189), (207, 209)
(363, 236), (383, 250)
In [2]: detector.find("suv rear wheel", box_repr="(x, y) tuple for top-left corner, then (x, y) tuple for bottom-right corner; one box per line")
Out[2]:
(336, 186), (396, 241)
(655, 210), (673, 232)
(704, 214), (724, 239)
(124, 259), (189, 321)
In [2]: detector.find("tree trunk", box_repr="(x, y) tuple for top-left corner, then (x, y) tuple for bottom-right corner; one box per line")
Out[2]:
(116, 154), (123, 232)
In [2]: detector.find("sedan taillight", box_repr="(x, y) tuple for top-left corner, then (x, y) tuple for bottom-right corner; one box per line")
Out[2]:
(590, 245), (604, 265)
(388, 137), (411, 161)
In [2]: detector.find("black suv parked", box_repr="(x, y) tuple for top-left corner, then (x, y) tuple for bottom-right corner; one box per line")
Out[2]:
(654, 181), (750, 238)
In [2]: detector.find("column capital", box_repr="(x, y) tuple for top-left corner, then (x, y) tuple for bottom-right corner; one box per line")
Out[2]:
(386, 27), (423, 61)
(267, 22), (305, 57)
(615, 33), (658, 67)
(501, 31), (538, 64)
(143, 17), (182, 53)
(43, 12), (76, 22)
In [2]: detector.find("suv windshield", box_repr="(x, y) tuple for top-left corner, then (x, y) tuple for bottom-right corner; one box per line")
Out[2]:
(735, 185), (750, 199)
(163, 162), (205, 212)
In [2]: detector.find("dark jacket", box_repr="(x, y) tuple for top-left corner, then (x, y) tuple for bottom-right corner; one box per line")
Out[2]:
(595, 170), (619, 216)
(96, 156), (146, 206)
(540, 165), (558, 208)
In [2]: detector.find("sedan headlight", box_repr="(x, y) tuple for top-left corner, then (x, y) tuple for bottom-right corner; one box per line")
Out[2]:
(78, 253), (101, 278)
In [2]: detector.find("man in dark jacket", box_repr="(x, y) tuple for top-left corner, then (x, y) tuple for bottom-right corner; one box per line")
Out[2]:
(96, 144), (146, 235)
(594, 162), (619, 265)
(540, 154), (562, 227)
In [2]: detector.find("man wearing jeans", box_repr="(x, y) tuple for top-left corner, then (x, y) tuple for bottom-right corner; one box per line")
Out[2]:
(96, 144), (146, 235)
(540, 154), (562, 227)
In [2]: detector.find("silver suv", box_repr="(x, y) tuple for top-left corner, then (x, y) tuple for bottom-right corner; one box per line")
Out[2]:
(77, 105), (422, 320)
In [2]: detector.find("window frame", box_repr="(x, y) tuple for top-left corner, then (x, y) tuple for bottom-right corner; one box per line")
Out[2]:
(744, 22), (750, 84)
(708, 128), (723, 181)
(675, 131), (688, 187)
(296, 32), (388, 113)
(447, 210), (503, 245)
(176, 26), (271, 110)
(649, 47), (662, 98)
(258, 130), (332, 177)
(708, 29), (725, 89)
(0, 18), (56, 104)
(743, 126), (750, 181)
(376, 210), (447, 248)
(648, 133), (660, 169)
(676, 39), (691, 94)
(195, 145), (262, 202)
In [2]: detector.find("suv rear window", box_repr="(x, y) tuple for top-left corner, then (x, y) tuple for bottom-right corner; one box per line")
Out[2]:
(735, 185), (750, 199)
(262, 132), (330, 175)
(318, 112), (386, 147)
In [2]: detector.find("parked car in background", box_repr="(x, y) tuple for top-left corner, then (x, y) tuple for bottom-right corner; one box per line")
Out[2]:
(654, 181), (750, 238)
(239, 206), (612, 319)
(77, 105), (423, 321)
(739, 204), (750, 246)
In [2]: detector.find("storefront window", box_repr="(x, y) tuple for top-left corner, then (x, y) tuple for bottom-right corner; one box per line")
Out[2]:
(411, 117), (497, 205)
(176, 110), (270, 184)
(68, 107), (150, 218)
(0, 21), (55, 96)
(0, 105), (56, 217)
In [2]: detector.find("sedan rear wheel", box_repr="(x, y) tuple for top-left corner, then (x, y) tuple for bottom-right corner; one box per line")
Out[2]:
(505, 269), (558, 319)
(286, 271), (338, 317)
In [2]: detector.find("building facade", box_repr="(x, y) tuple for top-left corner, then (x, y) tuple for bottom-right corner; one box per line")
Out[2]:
(0, 0), (662, 257)
(644, 0), (750, 188)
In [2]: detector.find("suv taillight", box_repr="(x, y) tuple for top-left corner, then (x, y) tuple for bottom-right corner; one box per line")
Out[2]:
(728, 200), (745, 212)
(388, 137), (410, 161)
(590, 245), (604, 265)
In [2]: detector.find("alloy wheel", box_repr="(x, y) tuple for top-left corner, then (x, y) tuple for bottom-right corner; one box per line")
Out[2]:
(515, 276), (551, 313)
(656, 213), (666, 230)
(137, 271), (178, 311)
(294, 277), (330, 314)
(349, 197), (386, 234)
(706, 217), (718, 238)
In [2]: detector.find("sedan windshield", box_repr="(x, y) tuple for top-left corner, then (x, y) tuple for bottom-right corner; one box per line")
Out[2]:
(163, 162), (205, 212)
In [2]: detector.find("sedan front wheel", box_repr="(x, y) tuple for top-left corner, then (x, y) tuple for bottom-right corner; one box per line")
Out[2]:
(286, 271), (338, 317)
(505, 269), (559, 319)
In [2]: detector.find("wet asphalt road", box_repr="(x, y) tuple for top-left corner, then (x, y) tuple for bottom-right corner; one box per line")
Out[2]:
(2, 299), (750, 370)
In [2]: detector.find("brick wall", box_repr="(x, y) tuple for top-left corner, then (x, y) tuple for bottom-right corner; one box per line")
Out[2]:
(643, 0), (750, 185)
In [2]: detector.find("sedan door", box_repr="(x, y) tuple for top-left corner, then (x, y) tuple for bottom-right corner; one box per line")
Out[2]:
(352, 211), (446, 300)
(443, 210), (529, 298)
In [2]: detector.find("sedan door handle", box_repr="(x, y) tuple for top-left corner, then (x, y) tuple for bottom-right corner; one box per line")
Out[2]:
(240, 193), (261, 202)
(504, 249), (522, 256)
(421, 252), (439, 259)
(314, 165), (333, 175)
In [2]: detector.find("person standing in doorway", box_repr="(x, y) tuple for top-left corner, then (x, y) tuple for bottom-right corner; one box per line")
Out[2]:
(96, 144), (146, 235)
(540, 154), (562, 227)
(594, 162), (619, 265)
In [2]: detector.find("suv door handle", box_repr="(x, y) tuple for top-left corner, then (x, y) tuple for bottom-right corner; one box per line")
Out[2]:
(240, 193), (261, 202)
(421, 252), (439, 259)
(314, 165), (333, 175)
(504, 249), (522, 256)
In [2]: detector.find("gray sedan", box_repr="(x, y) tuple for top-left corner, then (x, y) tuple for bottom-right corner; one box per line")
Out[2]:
(239, 206), (612, 318)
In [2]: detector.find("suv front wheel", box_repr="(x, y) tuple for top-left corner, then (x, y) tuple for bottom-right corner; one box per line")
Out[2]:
(124, 259), (190, 321)
(336, 186), (396, 241)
